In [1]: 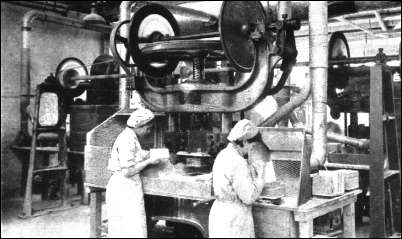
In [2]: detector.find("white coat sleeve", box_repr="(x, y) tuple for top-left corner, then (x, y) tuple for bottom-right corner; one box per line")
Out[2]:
(231, 158), (265, 205)
(118, 139), (141, 168)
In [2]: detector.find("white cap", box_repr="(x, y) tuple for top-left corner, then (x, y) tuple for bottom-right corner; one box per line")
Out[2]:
(127, 108), (155, 128)
(227, 119), (258, 142)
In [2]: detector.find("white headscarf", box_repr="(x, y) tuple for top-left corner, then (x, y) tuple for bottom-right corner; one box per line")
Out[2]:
(126, 108), (155, 128)
(227, 119), (258, 142)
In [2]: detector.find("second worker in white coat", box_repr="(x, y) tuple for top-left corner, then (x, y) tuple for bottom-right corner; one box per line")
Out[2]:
(209, 119), (267, 238)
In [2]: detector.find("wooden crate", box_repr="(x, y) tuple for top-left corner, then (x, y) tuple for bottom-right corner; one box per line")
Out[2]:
(336, 169), (359, 191)
(312, 170), (344, 197)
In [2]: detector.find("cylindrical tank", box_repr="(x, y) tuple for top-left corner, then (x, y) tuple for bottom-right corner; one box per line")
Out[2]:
(68, 105), (119, 151)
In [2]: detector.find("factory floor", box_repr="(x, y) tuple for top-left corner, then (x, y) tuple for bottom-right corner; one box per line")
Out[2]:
(0, 196), (398, 238)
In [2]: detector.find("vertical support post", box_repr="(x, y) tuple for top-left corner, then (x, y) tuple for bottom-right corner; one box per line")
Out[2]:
(275, 1), (292, 127)
(369, 64), (386, 237)
(119, 1), (132, 109)
(309, 1), (328, 168)
(343, 203), (356, 238)
(89, 190), (102, 238)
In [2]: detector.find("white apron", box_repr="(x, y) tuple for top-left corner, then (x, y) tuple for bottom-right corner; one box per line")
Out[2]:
(106, 172), (147, 238)
(106, 128), (148, 238)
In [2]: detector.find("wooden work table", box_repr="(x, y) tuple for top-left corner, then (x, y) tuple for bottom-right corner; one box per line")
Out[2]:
(88, 173), (360, 238)
(253, 189), (362, 238)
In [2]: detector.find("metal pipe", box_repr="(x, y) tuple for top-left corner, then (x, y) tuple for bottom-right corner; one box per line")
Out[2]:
(71, 74), (133, 81)
(327, 132), (369, 149)
(259, 75), (311, 127)
(280, 54), (400, 67)
(18, 10), (45, 142)
(305, 129), (370, 149)
(7, 1), (69, 15)
(70, 68), (236, 83)
(309, 1), (328, 169)
(119, 1), (135, 109)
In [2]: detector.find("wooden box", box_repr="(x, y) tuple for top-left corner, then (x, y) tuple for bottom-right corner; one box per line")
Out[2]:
(337, 169), (359, 191)
(312, 170), (344, 197)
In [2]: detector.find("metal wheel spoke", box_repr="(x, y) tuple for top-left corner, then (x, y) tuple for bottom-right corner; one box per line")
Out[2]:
(116, 35), (127, 44)
(125, 51), (131, 65)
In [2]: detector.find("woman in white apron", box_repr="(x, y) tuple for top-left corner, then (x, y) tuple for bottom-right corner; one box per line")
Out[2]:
(106, 108), (161, 238)
(209, 119), (267, 238)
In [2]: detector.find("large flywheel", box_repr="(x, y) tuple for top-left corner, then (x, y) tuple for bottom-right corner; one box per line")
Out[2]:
(327, 32), (351, 119)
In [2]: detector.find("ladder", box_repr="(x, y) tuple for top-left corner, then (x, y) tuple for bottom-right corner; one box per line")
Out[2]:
(20, 79), (70, 218)
(369, 63), (401, 237)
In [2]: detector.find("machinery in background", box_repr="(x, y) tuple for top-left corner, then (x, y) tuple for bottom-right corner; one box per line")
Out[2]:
(14, 54), (121, 216)
(57, 55), (120, 203)
(15, 75), (69, 218)
(324, 32), (401, 237)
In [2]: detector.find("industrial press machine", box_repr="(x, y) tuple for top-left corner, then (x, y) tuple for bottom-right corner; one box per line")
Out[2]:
(77, 1), (401, 238)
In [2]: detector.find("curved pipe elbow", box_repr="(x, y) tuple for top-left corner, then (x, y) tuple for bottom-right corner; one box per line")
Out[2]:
(22, 10), (44, 29)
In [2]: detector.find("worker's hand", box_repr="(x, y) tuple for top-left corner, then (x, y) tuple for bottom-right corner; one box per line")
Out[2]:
(254, 160), (266, 177)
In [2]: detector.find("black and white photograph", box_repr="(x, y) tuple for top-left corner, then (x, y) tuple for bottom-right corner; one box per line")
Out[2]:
(1, 1), (401, 238)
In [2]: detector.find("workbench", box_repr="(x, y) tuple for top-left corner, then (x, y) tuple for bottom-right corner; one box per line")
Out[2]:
(86, 171), (214, 238)
(88, 184), (361, 238)
(253, 189), (362, 238)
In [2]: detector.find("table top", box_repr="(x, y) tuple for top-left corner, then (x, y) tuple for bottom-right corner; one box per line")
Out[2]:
(254, 189), (362, 213)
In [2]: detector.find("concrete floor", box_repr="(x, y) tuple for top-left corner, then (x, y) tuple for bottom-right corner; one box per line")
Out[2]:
(1, 196), (176, 238)
(1, 197), (92, 238)
(0, 196), (390, 238)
